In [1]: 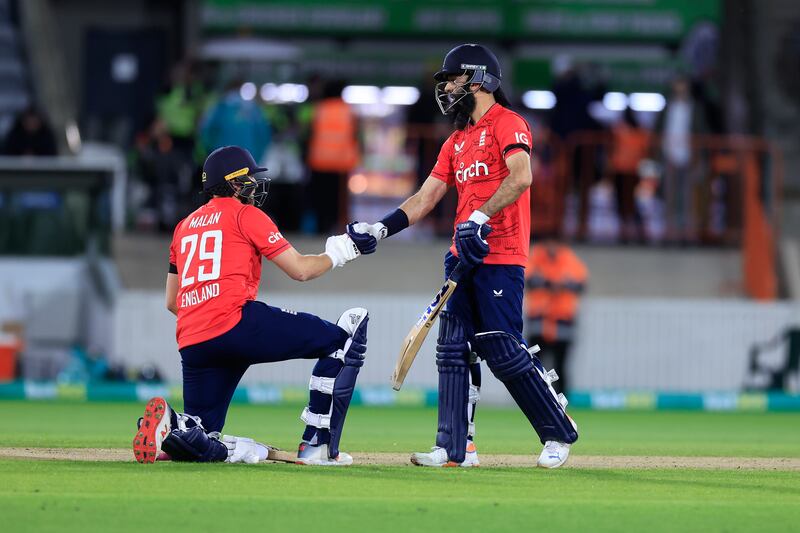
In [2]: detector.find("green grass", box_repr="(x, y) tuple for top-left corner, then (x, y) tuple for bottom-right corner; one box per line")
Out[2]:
(1, 401), (799, 532)
(1, 401), (799, 457)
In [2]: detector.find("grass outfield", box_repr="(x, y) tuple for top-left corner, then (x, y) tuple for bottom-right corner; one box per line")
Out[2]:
(1, 401), (799, 532)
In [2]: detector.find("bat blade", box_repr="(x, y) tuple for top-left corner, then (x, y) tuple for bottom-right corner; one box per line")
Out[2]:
(391, 278), (459, 391)
(266, 446), (298, 463)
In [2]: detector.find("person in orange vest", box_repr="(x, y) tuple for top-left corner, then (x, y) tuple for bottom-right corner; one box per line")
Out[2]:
(525, 235), (588, 394)
(610, 107), (650, 243)
(306, 79), (360, 233)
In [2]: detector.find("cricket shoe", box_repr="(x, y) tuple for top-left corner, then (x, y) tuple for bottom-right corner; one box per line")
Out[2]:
(132, 397), (173, 464)
(296, 442), (353, 466)
(536, 392), (578, 469)
(410, 441), (480, 467)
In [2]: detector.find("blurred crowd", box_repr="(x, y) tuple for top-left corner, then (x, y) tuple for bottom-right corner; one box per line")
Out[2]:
(523, 57), (733, 246)
(125, 62), (361, 235)
(0, 55), (752, 247)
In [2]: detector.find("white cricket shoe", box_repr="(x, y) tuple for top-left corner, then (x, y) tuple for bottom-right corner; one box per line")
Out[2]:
(296, 442), (353, 466)
(537, 440), (571, 468)
(410, 440), (480, 468)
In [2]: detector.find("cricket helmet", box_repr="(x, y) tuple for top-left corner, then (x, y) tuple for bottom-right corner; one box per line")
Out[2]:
(434, 43), (502, 114)
(202, 146), (270, 207)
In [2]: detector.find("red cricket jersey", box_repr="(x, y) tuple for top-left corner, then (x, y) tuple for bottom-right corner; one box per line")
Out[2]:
(430, 103), (533, 267)
(168, 197), (291, 349)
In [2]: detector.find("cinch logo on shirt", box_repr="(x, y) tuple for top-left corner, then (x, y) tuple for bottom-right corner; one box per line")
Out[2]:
(267, 231), (284, 244)
(456, 160), (489, 183)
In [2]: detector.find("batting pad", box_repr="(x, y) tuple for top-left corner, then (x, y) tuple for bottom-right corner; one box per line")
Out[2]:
(435, 311), (470, 463)
(474, 331), (578, 445)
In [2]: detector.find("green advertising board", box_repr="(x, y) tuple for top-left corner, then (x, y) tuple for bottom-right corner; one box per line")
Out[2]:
(203, 0), (719, 42)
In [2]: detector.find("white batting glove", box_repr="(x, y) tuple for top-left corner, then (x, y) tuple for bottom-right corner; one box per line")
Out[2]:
(324, 234), (361, 268)
(351, 222), (387, 241)
(222, 435), (268, 464)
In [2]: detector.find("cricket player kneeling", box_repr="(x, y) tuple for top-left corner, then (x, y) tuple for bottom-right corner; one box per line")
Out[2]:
(132, 145), (368, 466)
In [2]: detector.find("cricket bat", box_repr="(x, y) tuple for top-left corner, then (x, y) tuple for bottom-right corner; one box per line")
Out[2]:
(265, 446), (299, 463)
(391, 262), (467, 391)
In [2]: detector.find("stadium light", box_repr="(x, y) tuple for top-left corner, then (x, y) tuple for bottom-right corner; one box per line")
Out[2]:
(522, 90), (556, 110)
(629, 92), (666, 112)
(278, 83), (309, 103)
(259, 83), (278, 102)
(240, 82), (257, 101)
(602, 92), (628, 111)
(381, 86), (420, 106)
(342, 85), (382, 105)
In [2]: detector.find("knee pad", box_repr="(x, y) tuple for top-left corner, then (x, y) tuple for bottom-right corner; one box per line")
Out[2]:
(301, 307), (368, 459)
(474, 331), (577, 445)
(161, 420), (228, 463)
(434, 311), (470, 463)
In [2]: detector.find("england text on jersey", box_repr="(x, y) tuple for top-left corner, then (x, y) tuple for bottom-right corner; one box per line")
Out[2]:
(169, 197), (291, 349)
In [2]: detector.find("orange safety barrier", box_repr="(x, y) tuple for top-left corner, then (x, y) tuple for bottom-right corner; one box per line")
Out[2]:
(403, 125), (782, 300)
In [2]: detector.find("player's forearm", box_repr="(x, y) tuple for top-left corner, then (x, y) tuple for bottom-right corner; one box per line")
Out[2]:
(399, 191), (435, 225)
(291, 254), (333, 282)
(398, 176), (448, 225)
(478, 170), (531, 217)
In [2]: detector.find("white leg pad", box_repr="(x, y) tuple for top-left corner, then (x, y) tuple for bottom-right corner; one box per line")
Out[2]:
(309, 375), (336, 395)
(301, 407), (331, 429)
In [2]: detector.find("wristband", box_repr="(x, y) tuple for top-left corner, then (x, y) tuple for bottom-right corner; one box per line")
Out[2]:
(379, 208), (409, 237)
(468, 210), (490, 225)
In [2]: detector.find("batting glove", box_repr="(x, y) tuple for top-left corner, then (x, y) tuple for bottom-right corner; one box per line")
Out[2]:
(324, 234), (361, 268)
(222, 435), (268, 464)
(455, 211), (492, 268)
(346, 221), (379, 254)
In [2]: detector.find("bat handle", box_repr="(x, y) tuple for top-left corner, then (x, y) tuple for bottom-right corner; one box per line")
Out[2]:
(449, 262), (468, 283)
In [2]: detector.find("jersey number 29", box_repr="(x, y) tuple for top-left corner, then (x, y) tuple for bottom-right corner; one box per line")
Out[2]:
(180, 230), (222, 288)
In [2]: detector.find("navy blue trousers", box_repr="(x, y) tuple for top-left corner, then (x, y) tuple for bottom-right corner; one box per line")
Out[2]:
(179, 300), (348, 433)
(444, 251), (525, 346)
(440, 252), (524, 449)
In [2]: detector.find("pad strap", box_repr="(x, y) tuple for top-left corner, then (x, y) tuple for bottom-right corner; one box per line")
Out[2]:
(309, 375), (336, 395)
(301, 406), (331, 429)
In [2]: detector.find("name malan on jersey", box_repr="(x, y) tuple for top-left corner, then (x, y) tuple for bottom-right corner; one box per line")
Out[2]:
(188, 212), (221, 229)
(180, 282), (220, 308)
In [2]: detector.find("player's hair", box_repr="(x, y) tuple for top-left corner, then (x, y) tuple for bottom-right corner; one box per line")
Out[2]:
(205, 181), (234, 198)
(492, 87), (512, 108)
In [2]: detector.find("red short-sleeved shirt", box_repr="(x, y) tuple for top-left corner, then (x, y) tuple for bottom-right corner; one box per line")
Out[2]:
(168, 197), (290, 348)
(430, 104), (533, 267)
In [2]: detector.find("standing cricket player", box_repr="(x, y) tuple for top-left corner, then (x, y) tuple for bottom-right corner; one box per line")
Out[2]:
(347, 44), (578, 468)
(133, 145), (368, 466)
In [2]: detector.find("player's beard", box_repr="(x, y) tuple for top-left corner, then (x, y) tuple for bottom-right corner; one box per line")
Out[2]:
(453, 92), (476, 130)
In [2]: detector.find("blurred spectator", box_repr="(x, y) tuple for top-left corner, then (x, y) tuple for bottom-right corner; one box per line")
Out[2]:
(134, 118), (194, 232)
(549, 56), (598, 142)
(525, 236), (588, 394)
(549, 56), (603, 240)
(3, 106), (58, 156)
(156, 61), (210, 163)
(199, 79), (271, 164)
(610, 108), (651, 243)
(529, 125), (565, 238)
(306, 79), (359, 233)
(656, 76), (709, 243)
